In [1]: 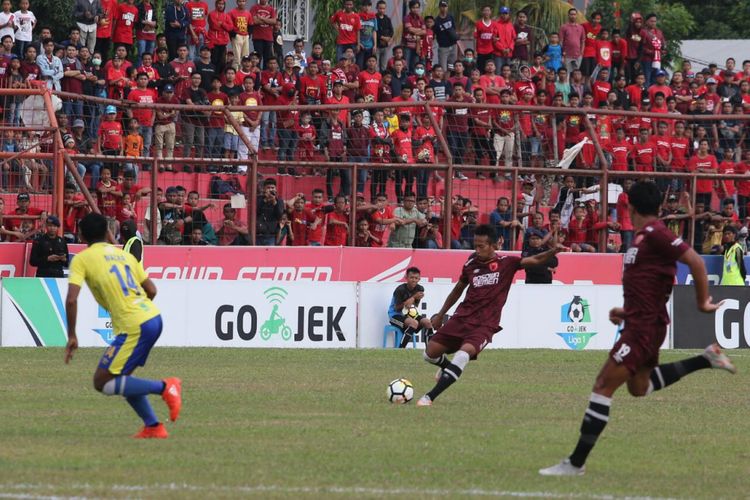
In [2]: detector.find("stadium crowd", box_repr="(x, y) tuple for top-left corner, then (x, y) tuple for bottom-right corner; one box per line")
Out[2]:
(0, 0), (748, 252)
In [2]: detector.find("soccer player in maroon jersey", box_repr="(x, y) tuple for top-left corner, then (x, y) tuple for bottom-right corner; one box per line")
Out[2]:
(416, 224), (564, 407)
(540, 181), (736, 477)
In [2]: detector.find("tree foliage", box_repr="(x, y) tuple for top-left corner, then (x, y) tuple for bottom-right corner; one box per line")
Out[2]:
(670, 0), (750, 40)
(311, 0), (339, 61)
(587, 0), (695, 65)
(33, 0), (74, 38)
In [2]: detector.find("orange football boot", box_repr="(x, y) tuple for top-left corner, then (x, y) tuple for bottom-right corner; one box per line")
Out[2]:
(161, 377), (182, 422)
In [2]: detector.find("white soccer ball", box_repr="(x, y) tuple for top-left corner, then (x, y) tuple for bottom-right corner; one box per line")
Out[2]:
(387, 378), (414, 404)
(404, 306), (419, 319)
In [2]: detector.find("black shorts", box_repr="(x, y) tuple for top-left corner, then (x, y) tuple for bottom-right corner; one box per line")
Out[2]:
(389, 314), (426, 331)
(581, 57), (597, 77)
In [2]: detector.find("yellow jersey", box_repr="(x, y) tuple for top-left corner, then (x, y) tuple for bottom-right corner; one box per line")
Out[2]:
(69, 243), (160, 334)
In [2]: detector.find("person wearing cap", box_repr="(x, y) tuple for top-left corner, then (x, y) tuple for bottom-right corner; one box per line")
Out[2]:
(638, 13), (666, 87)
(29, 215), (69, 277)
(717, 71), (741, 106)
(433, 0), (458, 72)
(153, 83), (179, 163)
(720, 223), (746, 285)
(660, 192), (689, 237)
(492, 5), (515, 72)
(194, 45), (216, 92)
(7, 192), (45, 237)
(97, 105), (124, 177)
(522, 226), (557, 284)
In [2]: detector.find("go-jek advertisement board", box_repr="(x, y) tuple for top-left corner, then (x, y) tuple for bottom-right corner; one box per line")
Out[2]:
(0, 279), (357, 348)
(357, 283), (661, 350)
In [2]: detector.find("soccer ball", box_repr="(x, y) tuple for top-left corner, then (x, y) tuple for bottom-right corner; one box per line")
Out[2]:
(387, 378), (414, 404)
(405, 306), (419, 319)
(568, 297), (585, 323)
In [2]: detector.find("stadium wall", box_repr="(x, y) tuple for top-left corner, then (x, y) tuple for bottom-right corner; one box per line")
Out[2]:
(1, 278), (670, 351)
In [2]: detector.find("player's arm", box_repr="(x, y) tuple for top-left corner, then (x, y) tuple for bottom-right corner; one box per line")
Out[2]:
(141, 278), (157, 300)
(679, 247), (722, 312)
(64, 284), (81, 364)
(520, 242), (565, 268)
(432, 278), (469, 329)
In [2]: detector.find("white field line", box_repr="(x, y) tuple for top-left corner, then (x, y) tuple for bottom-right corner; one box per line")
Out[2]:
(0, 482), (682, 500)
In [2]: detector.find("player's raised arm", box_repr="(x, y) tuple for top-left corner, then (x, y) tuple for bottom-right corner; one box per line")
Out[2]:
(64, 284), (81, 364)
(678, 247), (722, 313)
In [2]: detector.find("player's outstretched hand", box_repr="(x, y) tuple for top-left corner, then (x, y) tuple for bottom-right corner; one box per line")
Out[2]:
(698, 297), (724, 313)
(609, 307), (625, 325)
(65, 337), (78, 364)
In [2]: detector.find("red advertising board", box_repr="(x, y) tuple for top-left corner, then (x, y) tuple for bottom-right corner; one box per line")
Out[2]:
(16, 244), (624, 284)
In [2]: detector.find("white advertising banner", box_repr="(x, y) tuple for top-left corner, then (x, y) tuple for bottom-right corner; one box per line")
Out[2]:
(358, 283), (669, 350)
(1, 279), (357, 348)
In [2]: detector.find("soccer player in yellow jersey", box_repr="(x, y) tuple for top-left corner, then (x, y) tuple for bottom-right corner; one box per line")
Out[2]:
(64, 213), (182, 439)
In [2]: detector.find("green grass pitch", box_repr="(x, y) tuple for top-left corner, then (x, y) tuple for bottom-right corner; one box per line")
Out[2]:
(0, 348), (748, 499)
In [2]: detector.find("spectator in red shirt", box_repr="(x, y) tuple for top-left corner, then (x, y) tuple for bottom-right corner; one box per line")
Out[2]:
(185, 0), (209, 60)
(369, 192), (399, 246)
(401, 0), (425, 72)
(97, 105), (124, 176)
(735, 149), (750, 219)
(688, 138), (719, 208)
(207, 0), (234, 71)
(112, 0), (138, 54)
(474, 5), (497, 73)
(605, 127), (631, 171)
(249, 0), (276, 68)
(493, 6), (515, 72)
(331, 0), (361, 64)
(229, 0), (253, 62)
(616, 179), (634, 250)
(591, 28), (612, 82)
(591, 67), (611, 106)
(358, 55), (381, 102)
(445, 81), (473, 174)
(567, 204), (595, 252)
(632, 127), (655, 172)
(391, 113), (415, 202)
(126, 72), (157, 155)
(324, 195), (349, 246)
(287, 195), (314, 246)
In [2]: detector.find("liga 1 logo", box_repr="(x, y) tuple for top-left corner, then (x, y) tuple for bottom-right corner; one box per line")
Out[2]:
(556, 295), (597, 350)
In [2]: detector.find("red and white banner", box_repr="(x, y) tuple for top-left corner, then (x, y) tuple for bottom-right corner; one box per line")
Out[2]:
(34, 245), (620, 284)
(0, 243), (28, 278)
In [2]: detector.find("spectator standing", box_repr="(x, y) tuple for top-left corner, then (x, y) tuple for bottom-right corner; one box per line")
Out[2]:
(389, 192), (425, 248)
(136, 0), (157, 64)
(474, 5), (496, 73)
(249, 0), (276, 68)
(433, 1), (457, 72)
(624, 12), (643, 81)
(257, 179), (284, 245)
(324, 195), (349, 246)
(165, 0), (190, 60)
(36, 38), (63, 90)
(374, 0), (393, 72)
(331, 0), (360, 64)
(559, 7), (584, 73)
(29, 216), (68, 277)
(445, 82), (472, 176)
(207, 0), (233, 72)
(95, 0), (115, 57)
(74, 0), (98, 53)
(112, 0), (138, 55)
(186, 0), (209, 60)
(580, 10), (601, 82)
(154, 84), (178, 162)
(127, 72), (157, 157)
(357, 0), (377, 70)
(401, 0), (425, 72)
(170, 44), (195, 97)
(639, 13), (666, 88)
(512, 10), (532, 67)
(688, 138), (719, 209)
(14, 0), (36, 57)
(493, 6), (515, 72)
(181, 72), (208, 163)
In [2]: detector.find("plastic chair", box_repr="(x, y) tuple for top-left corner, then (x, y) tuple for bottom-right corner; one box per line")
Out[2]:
(382, 324), (417, 348)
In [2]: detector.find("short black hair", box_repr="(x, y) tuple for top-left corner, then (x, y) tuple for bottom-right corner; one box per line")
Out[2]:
(627, 181), (661, 216)
(79, 213), (108, 243)
(406, 266), (420, 275)
(474, 223), (497, 242)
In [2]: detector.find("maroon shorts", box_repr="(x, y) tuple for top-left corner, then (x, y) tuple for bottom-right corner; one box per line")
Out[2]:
(609, 324), (667, 374)
(429, 317), (498, 359)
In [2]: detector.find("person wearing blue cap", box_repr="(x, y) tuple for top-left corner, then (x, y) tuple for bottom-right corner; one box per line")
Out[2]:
(29, 215), (69, 277)
(98, 104), (124, 177)
(494, 5), (515, 72)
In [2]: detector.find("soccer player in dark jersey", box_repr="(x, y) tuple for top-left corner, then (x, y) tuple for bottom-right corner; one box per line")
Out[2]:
(388, 267), (433, 348)
(416, 224), (564, 407)
(539, 181), (736, 476)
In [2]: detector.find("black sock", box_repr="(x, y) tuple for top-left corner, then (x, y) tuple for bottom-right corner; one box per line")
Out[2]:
(569, 393), (611, 468)
(649, 356), (711, 392)
(424, 353), (452, 370)
(426, 362), (463, 401)
(399, 327), (415, 348)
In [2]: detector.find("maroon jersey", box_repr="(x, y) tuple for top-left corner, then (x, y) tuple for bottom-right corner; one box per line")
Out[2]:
(452, 253), (522, 328)
(622, 220), (689, 329)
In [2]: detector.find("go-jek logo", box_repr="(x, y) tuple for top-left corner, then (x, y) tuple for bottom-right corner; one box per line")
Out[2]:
(556, 295), (597, 350)
(260, 287), (292, 341)
(93, 305), (115, 345)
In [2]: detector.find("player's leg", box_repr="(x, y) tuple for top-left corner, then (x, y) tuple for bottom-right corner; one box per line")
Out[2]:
(417, 342), (477, 407)
(418, 316), (434, 342)
(631, 343), (736, 396)
(539, 357), (631, 476)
